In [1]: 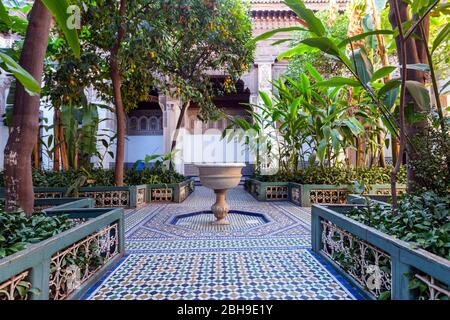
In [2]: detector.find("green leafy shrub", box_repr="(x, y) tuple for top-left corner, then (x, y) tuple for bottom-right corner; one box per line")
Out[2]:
(348, 192), (450, 260)
(408, 123), (450, 195)
(0, 208), (73, 259)
(254, 166), (406, 188)
(0, 167), (186, 188)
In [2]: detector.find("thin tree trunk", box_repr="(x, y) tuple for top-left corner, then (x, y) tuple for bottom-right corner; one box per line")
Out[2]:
(369, 0), (389, 168)
(170, 101), (189, 152)
(356, 137), (364, 169)
(169, 101), (190, 171)
(389, 0), (407, 208)
(32, 136), (40, 169)
(3, 1), (52, 215)
(388, 1), (431, 196)
(111, 0), (127, 186)
(391, 137), (398, 165)
(53, 110), (60, 171)
(59, 124), (69, 171)
(376, 129), (386, 167)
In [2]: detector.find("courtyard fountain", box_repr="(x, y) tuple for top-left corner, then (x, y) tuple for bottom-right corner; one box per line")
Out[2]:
(195, 163), (245, 225)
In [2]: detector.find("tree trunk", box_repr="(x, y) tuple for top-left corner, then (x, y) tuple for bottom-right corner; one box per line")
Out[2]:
(388, 1), (430, 193)
(170, 101), (189, 152)
(59, 124), (69, 171)
(391, 137), (398, 165)
(111, 0), (127, 186)
(376, 127), (386, 167)
(168, 101), (189, 171)
(356, 137), (364, 168)
(32, 135), (40, 169)
(3, 1), (52, 215)
(53, 110), (60, 171)
(369, 0), (388, 168)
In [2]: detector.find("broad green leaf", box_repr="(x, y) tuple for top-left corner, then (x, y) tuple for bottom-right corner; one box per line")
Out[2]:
(371, 66), (396, 82)
(317, 139), (327, 161)
(301, 37), (353, 68)
(41, 0), (80, 58)
(383, 86), (399, 110)
(314, 77), (361, 88)
(259, 90), (273, 108)
(378, 291), (391, 300)
(381, 115), (397, 137)
(271, 38), (292, 46)
(350, 48), (373, 84)
(284, 0), (326, 36)
(362, 15), (377, 49)
(278, 43), (316, 60)
(322, 125), (331, 140)
(338, 30), (394, 48)
(331, 129), (341, 154)
(343, 118), (363, 135)
(0, 1), (12, 27)
(378, 78), (401, 97)
(305, 62), (323, 82)
(406, 63), (430, 73)
(252, 26), (308, 42)
(405, 80), (430, 111)
(0, 52), (40, 93)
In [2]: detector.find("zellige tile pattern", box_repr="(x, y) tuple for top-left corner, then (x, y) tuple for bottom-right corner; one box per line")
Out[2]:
(84, 186), (364, 300)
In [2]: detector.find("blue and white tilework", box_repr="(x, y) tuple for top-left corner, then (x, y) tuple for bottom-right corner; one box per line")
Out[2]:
(83, 187), (364, 300)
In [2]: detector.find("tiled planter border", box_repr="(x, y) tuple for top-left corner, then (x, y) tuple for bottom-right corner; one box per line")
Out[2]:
(311, 203), (450, 300)
(0, 179), (195, 208)
(245, 178), (406, 207)
(0, 198), (125, 300)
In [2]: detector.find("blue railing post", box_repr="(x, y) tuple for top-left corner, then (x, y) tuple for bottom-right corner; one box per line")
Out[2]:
(30, 260), (50, 300)
(391, 258), (413, 300)
(311, 205), (322, 253)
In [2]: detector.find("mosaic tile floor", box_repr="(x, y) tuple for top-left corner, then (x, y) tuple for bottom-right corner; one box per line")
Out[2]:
(83, 187), (364, 300)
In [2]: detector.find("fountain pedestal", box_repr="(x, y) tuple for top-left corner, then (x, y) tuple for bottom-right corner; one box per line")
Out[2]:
(195, 163), (245, 225)
(211, 189), (230, 225)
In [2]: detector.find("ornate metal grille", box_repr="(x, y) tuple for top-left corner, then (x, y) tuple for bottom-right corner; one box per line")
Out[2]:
(35, 192), (63, 199)
(79, 191), (130, 207)
(136, 188), (146, 206)
(49, 223), (119, 300)
(310, 189), (348, 204)
(375, 188), (407, 195)
(254, 184), (259, 197)
(414, 274), (450, 300)
(151, 188), (173, 202)
(291, 187), (300, 204)
(0, 270), (31, 300)
(321, 219), (392, 298)
(179, 186), (187, 202)
(265, 186), (288, 200)
(179, 185), (192, 202)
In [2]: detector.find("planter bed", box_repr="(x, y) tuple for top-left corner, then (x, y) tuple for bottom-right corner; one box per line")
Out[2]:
(0, 179), (195, 208)
(290, 183), (352, 207)
(245, 178), (406, 207)
(311, 203), (450, 300)
(0, 198), (125, 300)
(347, 194), (392, 205)
(290, 183), (406, 206)
(244, 178), (289, 201)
